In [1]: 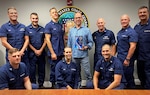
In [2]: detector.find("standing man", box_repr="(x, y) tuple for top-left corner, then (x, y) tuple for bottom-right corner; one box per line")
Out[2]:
(117, 14), (138, 89)
(44, 7), (65, 88)
(67, 12), (93, 88)
(93, 44), (126, 89)
(134, 6), (150, 89)
(92, 18), (116, 68)
(0, 48), (32, 90)
(0, 7), (29, 69)
(26, 13), (46, 88)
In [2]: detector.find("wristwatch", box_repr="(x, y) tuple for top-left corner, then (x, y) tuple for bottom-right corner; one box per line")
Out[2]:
(125, 58), (130, 62)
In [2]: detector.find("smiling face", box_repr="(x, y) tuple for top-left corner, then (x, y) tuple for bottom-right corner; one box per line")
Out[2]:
(50, 8), (59, 21)
(8, 8), (18, 22)
(74, 12), (83, 28)
(30, 13), (39, 27)
(138, 7), (149, 21)
(64, 47), (72, 61)
(101, 44), (111, 61)
(97, 18), (105, 32)
(120, 14), (130, 29)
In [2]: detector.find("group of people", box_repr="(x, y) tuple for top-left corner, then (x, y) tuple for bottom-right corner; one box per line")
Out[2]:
(0, 5), (150, 90)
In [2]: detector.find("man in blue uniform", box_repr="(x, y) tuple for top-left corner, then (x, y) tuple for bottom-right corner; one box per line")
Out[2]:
(26, 13), (46, 88)
(0, 7), (29, 69)
(134, 6), (150, 89)
(117, 14), (138, 89)
(93, 44), (126, 89)
(44, 7), (65, 88)
(0, 48), (37, 90)
(67, 12), (93, 88)
(55, 47), (78, 89)
(92, 18), (116, 68)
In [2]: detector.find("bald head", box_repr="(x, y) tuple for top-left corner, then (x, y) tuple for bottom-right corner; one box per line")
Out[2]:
(97, 18), (105, 31)
(102, 44), (111, 51)
(101, 44), (112, 61)
(120, 14), (130, 28)
(121, 14), (130, 21)
(97, 18), (105, 24)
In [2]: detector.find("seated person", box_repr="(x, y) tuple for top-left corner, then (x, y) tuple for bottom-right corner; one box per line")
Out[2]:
(93, 44), (126, 90)
(0, 48), (38, 90)
(55, 47), (79, 89)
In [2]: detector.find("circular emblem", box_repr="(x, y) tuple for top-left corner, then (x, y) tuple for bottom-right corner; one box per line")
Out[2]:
(58, 6), (89, 45)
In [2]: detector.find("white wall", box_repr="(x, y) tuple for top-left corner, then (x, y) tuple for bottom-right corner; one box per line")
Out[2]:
(0, 0), (149, 81)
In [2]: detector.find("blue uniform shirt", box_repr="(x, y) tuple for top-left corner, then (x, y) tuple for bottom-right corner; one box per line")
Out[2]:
(0, 21), (28, 50)
(95, 56), (126, 89)
(55, 59), (79, 89)
(92, 29), (116, 58)
(0, 62), (28, 89)
(67, 26), (93, 58)
(134, 19), (150, 60)
(44, 20), (64, 56)
(117, 26), (138, 60)
(26, 24), (45, 50)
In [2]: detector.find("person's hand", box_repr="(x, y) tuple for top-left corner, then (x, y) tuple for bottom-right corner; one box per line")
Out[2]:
(34, 50), (42, 56)
(51, 53), (57, 60)
(67, 85), (73, 90)
(79, 46), (88, 51)
(19, 50), (24, 56)
(123, 59), (130, 66)
(94, 87), (100, 90)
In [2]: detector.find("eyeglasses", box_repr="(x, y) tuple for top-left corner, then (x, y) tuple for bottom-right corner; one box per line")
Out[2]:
(75, 17), (82, 19)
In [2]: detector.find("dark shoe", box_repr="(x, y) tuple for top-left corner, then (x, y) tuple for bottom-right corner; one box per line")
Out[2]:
(39, 85), (46, 89)
(51, 83), (56, 89)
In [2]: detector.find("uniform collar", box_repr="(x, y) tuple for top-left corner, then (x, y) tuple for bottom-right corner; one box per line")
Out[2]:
(121, 25), (131, 32)
(62, 58), (66, 63)
(62, 58), (72, 64)
(138, 18), (150, 26)
(102, 56), (113, 67)
(7, 62), (19, 72)
(143, 19), (150, 25)
(148, 19), (150, 25)
(8, 21), (20, 26)
(51, 20), (59, 24)
(122, 25), (130, 29)
(29, 24), (41, 29)
(97, 28), (107, 33)
(74, 25), (84, 29)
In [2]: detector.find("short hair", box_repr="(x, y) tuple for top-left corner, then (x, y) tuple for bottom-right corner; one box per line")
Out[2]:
(49, 7), (57, 12)
(7, 7), (17, 13)
(102, 44), (112, 50)
(30, 12), (38, 16)
(8, 48), (19, 56)
(138, 6), (149, 11)
(64, 47), (72, 52)
(139, 6), (148, 10)
(74, 12), (82, 16)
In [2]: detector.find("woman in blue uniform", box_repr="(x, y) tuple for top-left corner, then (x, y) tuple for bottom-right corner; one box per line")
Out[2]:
(55, 47), (79, 89)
